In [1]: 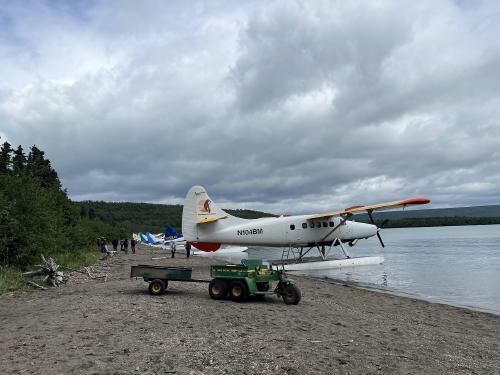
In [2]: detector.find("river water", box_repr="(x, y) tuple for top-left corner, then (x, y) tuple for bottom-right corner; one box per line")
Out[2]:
(243, 225), (500, 315)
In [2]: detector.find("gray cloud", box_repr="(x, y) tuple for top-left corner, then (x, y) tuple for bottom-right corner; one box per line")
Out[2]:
(1, 0), (499, 214)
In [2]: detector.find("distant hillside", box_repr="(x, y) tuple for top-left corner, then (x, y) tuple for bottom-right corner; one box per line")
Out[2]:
(75, 201), (275, 234)
(355, 205), (500, 228)
(356, 205), (500, 220)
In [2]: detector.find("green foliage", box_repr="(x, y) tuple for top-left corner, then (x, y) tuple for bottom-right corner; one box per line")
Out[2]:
(45, 245), (102, 270)
(12, 145), (27, 176)
(225, 209), (276, 219)
(75, 201), (276, 234)
(0, 140), (127, 271)
(0, 141), (13, 173)
(0, 266), (26, 294)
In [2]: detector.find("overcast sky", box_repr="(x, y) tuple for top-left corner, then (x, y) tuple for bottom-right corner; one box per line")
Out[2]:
(1, 0), (500, 214)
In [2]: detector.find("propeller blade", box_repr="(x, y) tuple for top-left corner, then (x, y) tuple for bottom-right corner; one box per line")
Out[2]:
(369, 210), (385, 247)
(376, 231), (385, 248)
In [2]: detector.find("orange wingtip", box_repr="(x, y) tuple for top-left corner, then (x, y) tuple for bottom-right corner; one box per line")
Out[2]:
(400, 198), (431, 205)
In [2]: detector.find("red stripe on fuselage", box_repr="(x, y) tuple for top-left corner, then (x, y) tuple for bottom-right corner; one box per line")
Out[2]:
(191, 242), (221, 252)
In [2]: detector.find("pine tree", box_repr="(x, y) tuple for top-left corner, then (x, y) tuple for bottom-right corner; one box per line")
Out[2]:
(0, 141), (13, 174)
(27, 145), (61, 189)
(79, 205), (88, 218)
(12, 145), (27, 176)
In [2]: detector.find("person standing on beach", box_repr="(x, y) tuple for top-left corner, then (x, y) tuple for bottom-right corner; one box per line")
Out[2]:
(112, 239), (118, 252)
(100, 240), (108, 254)
(120, 239), (124, 251)
(131, 238), (136, 254)
(170, 241), (176, 258)
(124, 239), (129, 254)
(186, 242), (191, 258)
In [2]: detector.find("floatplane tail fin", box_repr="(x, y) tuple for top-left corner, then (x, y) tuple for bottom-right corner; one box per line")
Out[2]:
(182, 185), (246, 251)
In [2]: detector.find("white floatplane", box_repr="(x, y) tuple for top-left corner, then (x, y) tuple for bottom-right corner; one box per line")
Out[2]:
(181, 186), (430, 271)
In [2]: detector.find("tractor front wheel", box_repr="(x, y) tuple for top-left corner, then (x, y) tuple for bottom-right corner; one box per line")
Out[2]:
(209, 279), (228, 300)
(228, 280), (249, 302)
(282, 283), (301, 305)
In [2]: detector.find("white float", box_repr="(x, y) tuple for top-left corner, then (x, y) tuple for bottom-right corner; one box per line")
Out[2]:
(272, 256), (384, 272)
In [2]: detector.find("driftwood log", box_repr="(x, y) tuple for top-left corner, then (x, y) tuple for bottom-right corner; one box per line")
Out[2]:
(83, 266), (108, 281)
(22, 254), (66, 288)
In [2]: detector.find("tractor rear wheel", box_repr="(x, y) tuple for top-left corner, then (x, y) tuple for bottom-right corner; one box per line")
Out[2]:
(228, 280), (249, 302)
(149, 279), (166, 295)
(209, 279), (228, 300)
(282, 283), (301, 305)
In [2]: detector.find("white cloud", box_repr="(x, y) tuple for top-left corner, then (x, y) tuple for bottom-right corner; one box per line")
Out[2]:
(1, 0), (500, 213)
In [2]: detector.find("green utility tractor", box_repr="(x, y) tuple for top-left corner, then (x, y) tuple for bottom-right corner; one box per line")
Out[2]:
(209, 259), (301, 305)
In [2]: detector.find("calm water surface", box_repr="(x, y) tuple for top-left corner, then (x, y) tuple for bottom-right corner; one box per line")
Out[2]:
(243, 225), (500, 314)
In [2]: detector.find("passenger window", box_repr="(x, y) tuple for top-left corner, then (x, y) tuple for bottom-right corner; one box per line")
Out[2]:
(316, 222), (321, 228)
(290, 224), (295, 230)
(309, 222), (314, 228)
(302, 223), (307, 229)
(323, 222), (328, 228)
(329, 221), (335, 227)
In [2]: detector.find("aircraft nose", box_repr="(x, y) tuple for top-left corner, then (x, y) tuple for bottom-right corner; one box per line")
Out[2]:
(350, 221), (378, 239)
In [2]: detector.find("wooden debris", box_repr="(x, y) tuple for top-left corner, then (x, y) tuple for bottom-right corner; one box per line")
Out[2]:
(26, 281), (48, 290)
(83, 266), (109, 280)
(22, 254), (67, 289)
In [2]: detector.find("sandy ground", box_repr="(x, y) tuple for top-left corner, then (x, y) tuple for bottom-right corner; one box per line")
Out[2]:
(1, 244), (499, 375)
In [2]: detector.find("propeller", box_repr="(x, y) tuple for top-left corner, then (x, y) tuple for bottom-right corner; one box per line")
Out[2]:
(376, 230), (385, 248)
(367, 211), (389, 248)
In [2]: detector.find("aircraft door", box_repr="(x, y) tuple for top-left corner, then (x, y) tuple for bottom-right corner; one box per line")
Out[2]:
(285, 221), (301, 245)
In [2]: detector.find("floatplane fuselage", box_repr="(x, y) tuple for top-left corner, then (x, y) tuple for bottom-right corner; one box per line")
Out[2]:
(182, 186), (430, 256)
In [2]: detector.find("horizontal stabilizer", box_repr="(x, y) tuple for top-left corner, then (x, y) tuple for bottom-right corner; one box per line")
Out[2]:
(197, 215), (228, 224)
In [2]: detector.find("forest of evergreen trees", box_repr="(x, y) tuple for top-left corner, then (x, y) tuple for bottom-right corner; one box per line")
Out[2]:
(0, 139), (126, 269)
(75, 201), (276, 234)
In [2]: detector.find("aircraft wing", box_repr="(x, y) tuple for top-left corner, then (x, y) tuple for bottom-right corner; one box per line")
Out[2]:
(308, 197), (431, 221)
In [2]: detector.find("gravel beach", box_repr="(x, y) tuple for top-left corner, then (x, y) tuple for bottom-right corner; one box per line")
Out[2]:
(1, 244), (499, 374)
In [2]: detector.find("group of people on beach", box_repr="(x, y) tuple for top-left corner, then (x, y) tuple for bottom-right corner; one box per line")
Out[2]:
(111, 238), (137, 254)
(97, 237), (136, 255)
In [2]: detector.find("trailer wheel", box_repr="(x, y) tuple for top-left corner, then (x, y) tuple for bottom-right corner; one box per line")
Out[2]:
(229, 280), (249, 302)
(149, 279), (166, 295)
(209, 279), (227, 300)
(282, 284), (301, 305)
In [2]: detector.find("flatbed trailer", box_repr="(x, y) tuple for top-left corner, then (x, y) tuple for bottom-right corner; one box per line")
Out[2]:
(130, 265), (209, 295)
